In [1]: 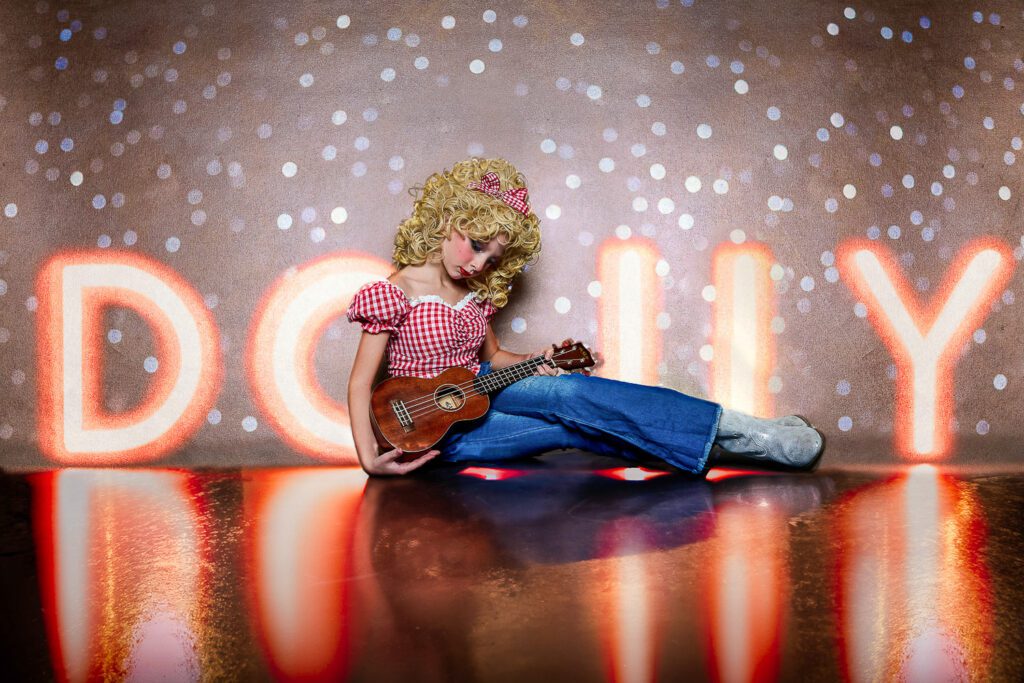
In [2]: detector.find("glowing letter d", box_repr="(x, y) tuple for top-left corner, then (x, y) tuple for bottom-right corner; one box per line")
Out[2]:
(36, 252), (221, 464)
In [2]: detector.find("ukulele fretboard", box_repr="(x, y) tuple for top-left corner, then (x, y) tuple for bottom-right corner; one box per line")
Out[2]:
(471, 355), (552, 394)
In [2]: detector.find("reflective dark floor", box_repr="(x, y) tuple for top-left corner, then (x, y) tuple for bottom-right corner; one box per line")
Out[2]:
(2, 456), (1023, 682)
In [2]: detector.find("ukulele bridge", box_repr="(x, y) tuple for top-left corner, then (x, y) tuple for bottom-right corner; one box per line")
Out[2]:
(390, 400), (414, 433)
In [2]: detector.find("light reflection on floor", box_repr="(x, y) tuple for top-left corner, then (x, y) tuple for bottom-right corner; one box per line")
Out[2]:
(2, 460), (1023, 682)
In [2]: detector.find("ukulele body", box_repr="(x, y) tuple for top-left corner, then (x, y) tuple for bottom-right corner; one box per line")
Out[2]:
(370, 366), (491, 452)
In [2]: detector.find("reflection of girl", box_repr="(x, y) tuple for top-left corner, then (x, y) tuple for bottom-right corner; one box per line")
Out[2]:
(346, 158), (825, 476)
(352, 477), (510, 682)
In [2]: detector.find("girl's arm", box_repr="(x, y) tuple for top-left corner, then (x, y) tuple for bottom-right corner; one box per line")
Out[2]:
(480, 325), (568, 376)
(347, 331), (438, 475)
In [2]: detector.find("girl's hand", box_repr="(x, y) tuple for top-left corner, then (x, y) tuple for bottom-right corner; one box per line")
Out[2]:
(534, 338), (574, 376)
(364, 447), (439, 476)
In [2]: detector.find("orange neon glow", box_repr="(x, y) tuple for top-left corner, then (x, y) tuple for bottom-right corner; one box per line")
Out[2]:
(35, 251), (221, 465)
(31, 470), (209, 683)
(703, 468), (777, 483)
(596, 239), (662, 384)
(459, 466), (526, 480)
(837, 238), (1014, 460)
(701, 502), (786, 683)
(710, 243), (776, 417)
(247, 253), (392, 463)
(243, 468), (367, 681)
(596, 466), (671, 482)
(596, 519), (662, 683)
(833, 467), (993, 682)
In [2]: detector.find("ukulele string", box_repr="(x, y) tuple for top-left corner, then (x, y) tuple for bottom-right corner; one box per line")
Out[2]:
(396, 351), (563, 414)
(397, 350), (577, 419)
(400, 355), (551, 419)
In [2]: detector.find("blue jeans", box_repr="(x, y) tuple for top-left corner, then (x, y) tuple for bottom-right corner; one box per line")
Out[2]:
(437, 363), (722, 473)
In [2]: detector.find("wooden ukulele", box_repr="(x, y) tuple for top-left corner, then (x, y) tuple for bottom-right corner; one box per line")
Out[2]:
(370, 342), (596, 453)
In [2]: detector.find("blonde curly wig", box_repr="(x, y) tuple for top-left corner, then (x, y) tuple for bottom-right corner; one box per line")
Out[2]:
(394, 157), (542, 308)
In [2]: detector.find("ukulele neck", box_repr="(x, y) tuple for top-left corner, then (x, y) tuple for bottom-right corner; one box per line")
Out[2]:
(473, 356), (552, 394)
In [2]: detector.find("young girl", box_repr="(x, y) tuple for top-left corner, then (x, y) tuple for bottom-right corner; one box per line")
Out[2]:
(346, 158), (825, 477)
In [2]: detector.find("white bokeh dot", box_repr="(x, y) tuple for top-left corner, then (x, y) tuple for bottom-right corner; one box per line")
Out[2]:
(773, 144), (788, 160)
(994, 374), (1008, 390)
(143, 356), (159, 373)
(554, 296), (571, 314)
(469, 59), (485, 74)
(242, 416), (258, 432)
(282, 162), (297, 177)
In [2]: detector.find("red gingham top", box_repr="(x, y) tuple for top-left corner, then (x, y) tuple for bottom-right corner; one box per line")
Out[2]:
(346, 279), (498, 378)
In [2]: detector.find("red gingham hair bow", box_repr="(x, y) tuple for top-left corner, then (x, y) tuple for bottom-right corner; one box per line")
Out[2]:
(467, 172), (531, 216)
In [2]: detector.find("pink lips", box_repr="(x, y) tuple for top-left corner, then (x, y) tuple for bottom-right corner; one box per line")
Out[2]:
(458, 267), (471, 277)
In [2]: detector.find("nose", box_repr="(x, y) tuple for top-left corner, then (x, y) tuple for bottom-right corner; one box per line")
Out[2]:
(469, 254), (489, 273)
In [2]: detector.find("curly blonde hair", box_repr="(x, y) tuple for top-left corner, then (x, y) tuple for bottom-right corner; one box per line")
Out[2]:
(394, 157), (542, 308)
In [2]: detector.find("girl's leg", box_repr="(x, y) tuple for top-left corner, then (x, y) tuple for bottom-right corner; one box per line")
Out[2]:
(438, 409), (634, 463)
(487, 374), (721, 473)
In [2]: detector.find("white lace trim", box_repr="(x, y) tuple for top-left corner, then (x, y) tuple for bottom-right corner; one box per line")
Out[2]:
(408, 291), (477, 310)
(377, 279), (478, 310)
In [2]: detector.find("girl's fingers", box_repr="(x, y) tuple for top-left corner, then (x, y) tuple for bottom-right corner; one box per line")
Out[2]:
(397, 450), (438, 473)
(377, 448), (404, 464)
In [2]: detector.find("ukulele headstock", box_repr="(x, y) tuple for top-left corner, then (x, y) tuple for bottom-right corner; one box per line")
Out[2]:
(551, 342), (597, 373)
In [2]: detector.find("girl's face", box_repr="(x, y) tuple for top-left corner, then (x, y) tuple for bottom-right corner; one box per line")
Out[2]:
(440, 228), (507, 281)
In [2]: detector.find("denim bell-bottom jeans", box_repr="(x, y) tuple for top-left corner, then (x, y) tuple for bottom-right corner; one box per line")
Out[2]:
(437, 363), (723, 474)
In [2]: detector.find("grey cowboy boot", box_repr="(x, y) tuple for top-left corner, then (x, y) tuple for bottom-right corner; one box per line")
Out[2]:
(713, 408), (825, 470)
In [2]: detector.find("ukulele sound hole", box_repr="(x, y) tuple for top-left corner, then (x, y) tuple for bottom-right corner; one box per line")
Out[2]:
(434, 384), (467, 412)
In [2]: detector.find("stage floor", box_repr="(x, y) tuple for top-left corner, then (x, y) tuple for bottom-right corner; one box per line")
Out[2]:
(2, 456), (1022, 681)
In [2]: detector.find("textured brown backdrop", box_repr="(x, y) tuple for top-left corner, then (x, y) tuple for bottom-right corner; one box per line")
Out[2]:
(1, 0), (1022, 467)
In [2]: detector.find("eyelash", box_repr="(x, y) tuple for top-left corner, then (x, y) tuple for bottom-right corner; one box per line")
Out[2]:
(470, 240), (499, 267)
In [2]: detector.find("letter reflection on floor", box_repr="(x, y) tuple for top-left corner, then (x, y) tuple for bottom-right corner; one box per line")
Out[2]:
(701, 498), (785, 683)
(31, 470), (206, 683)
(596, 519), (661, 683)
(243, 469), (366, 681)
(835, 466), (993, 682)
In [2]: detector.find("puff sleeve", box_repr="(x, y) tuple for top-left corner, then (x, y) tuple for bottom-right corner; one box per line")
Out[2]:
(346, 280), (411, 334)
